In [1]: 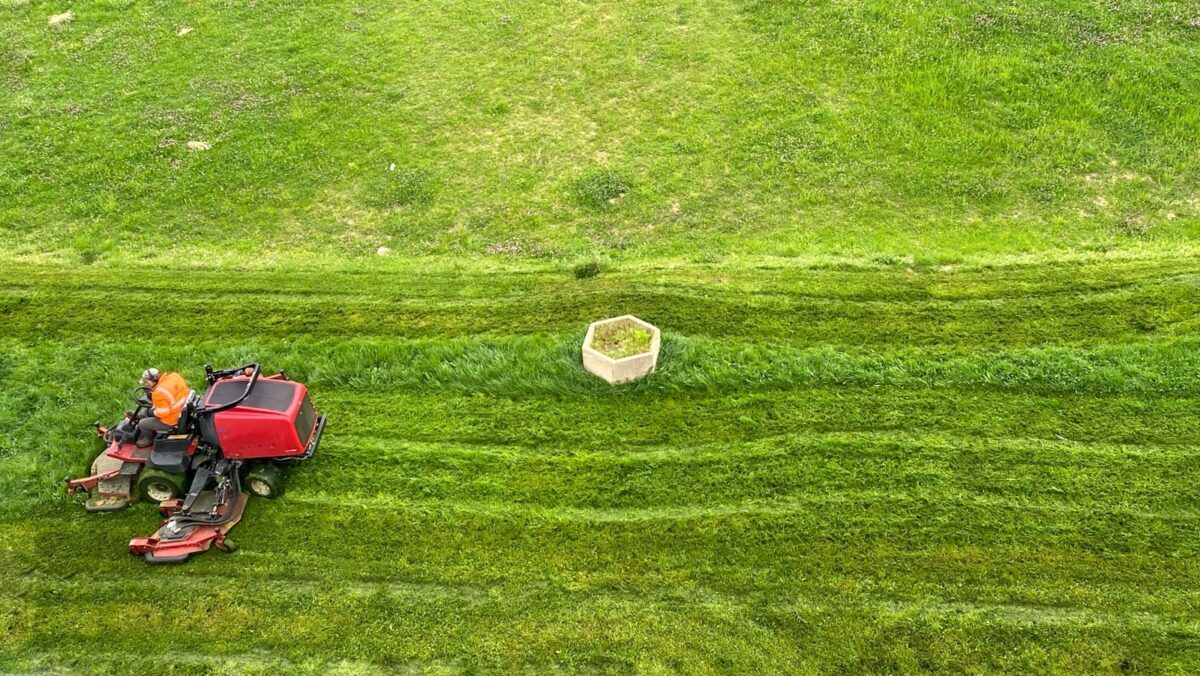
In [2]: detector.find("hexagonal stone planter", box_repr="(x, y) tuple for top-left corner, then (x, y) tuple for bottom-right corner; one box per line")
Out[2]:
(582, 315), (661, 385)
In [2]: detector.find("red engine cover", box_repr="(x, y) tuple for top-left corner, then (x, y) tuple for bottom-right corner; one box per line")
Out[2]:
(202, 377), (318, 460)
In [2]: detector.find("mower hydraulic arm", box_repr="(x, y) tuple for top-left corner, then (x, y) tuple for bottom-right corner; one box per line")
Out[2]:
(65, 470), (120, 494)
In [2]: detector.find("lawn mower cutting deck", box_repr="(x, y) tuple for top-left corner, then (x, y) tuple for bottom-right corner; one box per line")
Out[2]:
(66, 363), (326, 563)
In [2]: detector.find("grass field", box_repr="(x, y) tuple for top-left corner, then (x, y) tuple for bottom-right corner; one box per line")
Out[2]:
(2, 0), (1200, 673)
(4, 0), (1199, 262)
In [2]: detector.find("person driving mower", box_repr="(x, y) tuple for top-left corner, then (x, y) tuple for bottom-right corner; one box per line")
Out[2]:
(136, 368), (191, 447)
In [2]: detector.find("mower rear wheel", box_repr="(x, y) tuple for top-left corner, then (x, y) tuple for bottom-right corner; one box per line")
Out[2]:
(137, 468), (184, 504)
(244, 464), (284, 499)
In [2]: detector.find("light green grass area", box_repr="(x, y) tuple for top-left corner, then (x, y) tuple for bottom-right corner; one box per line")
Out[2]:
(1, 0), (1199, 262)
(2, 0), (1200, 673)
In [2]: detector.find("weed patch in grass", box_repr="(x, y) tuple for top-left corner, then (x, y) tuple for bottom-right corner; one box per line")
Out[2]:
(590, 319), (652, 359)
(573, 261), (602, 280)
(370, 167), (433, 209)
(572, 169), (632, 211)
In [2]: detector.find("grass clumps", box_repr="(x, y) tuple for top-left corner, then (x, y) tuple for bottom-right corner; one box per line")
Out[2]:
(590, 318), (652, 359)
(573, 261), (602, 279)
(371, 167), (433, 209)
(572, 170), (632, 211)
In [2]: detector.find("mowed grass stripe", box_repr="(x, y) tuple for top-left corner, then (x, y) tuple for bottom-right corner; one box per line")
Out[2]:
(3, 279), (1194, 347)
(13, 385), (1200, 485)
(7, 571), (1200, 634)
(277, 491), (1200, 527)
(8, 503), (1199, 613)
(9, 540), (1197, 625)
(309, 430), (1190, 461)
(0, 586), (806, 673)
(8, 508), (1199, 616)
(9, 570), (1198, 630)
(4, 255), (1198, 301)
(2, 259), (1198, 346)
(9, 582), (1198, 673)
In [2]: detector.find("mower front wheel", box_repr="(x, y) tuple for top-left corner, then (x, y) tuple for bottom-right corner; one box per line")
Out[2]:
(137, 468), (184, 504)
(244, 464), (284, 499)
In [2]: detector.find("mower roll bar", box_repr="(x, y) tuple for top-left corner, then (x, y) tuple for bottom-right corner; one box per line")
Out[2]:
(194, 363), (261, 416)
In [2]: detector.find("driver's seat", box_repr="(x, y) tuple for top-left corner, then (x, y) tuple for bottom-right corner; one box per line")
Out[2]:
(173, 390), (199, 432)
(147, 391), (199, 473)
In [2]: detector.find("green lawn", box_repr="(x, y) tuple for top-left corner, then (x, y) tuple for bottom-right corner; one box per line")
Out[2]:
(2, 0), (1200, 673)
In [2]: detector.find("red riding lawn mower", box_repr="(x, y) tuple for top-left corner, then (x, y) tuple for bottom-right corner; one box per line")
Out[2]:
(66, 363), (327, 563)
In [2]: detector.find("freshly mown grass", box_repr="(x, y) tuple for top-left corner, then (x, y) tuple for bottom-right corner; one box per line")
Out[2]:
(1, 257), (1199, 672)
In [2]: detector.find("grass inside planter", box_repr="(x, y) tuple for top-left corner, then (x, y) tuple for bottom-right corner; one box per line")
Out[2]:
(591, 319), (653, 359)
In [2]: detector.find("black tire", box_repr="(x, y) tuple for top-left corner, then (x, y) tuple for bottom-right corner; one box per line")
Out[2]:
(244, 464), (284, 499)
(137, 468), (184, 503)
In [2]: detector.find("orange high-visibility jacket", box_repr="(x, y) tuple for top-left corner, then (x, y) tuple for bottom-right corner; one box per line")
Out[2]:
(152, 372), (190, 426)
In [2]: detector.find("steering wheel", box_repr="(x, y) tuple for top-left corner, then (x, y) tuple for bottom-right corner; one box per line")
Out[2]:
(131, 386), (153, 413)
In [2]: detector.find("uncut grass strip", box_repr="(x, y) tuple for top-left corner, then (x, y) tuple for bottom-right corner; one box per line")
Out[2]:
(13, 332), (1200, 410)
(219, 335), (1200, 396)
(13, 335), (1200, 400)
(308, 430), (1193, 462)
(315, 388), (1200, 450)
(12, 326), (1200, 453)
(301, 433), (1200, 515)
